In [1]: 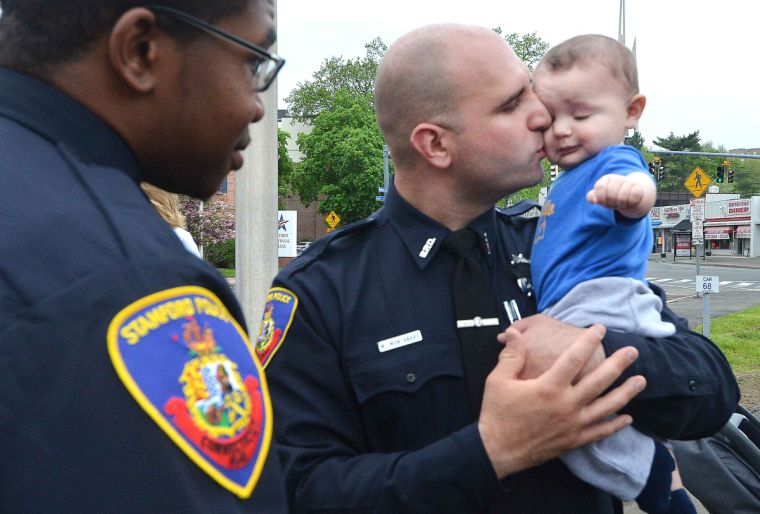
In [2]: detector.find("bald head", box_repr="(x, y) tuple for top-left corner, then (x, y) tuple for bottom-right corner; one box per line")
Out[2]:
(374, 24), (505, 166)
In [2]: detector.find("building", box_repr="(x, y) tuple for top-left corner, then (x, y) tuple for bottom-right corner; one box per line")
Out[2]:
(651, 196), (759, 257)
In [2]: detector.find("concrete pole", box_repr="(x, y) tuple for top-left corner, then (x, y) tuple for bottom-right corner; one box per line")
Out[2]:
(235, 2), (279, 331)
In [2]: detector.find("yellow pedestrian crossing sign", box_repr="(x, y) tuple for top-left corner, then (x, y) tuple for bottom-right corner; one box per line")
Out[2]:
(325, 210), (341, 229)
(684, 167), (711, 197)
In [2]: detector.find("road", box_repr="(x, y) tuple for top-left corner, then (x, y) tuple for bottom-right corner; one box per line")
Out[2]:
(623, 259), (759, 514)
(645, 259), (760, 329)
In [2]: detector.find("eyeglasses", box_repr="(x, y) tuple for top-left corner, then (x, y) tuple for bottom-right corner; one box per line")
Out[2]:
(147, 4), (285, 92)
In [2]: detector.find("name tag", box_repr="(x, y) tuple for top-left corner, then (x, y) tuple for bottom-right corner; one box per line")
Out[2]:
(377, 330), (423, 353)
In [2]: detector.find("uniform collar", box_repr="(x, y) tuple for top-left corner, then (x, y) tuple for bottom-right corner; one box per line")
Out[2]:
(382, 178), (499, 270)
(0, 66), (141, 182)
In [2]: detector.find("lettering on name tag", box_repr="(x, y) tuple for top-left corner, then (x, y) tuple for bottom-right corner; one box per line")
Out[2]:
(377, 330), (423, 353)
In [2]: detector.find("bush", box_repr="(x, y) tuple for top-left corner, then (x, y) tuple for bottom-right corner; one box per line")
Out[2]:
(204, 239), (235, 268)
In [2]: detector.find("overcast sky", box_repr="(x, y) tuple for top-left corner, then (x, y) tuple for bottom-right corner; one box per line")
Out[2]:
(276, 0), (760, 150)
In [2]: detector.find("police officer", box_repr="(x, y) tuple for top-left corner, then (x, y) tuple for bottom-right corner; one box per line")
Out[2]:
(0, 1), (287, 511)
(259, 25), (738, 513)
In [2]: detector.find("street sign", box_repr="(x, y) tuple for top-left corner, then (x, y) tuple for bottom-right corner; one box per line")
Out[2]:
(696, 275), (720, 293)
(378, 187), (387, 193)
(325, 211), (341, 229)
(375, 195), (385, 201)
(690, 197), (705, 245)
(684, 167), (711, 197)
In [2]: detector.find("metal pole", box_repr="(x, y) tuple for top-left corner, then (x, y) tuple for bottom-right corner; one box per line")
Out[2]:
(703, 290), (711, 338)
(651, 150), (760, 160)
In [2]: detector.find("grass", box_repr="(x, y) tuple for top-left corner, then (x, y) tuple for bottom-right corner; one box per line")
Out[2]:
(217, 268), (235, 278)
(696, 305), (760, 374)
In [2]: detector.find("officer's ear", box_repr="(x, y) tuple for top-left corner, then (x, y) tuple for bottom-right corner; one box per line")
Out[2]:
(108, 7), (165, 93)
(409, 123), (453, 169)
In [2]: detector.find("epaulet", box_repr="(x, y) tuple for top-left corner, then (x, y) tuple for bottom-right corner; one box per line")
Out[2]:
(281, 213), (381, 277)
(497, 200), (541, 218)
(496, 200), (541, 231)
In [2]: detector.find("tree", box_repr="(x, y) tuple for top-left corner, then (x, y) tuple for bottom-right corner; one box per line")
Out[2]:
(278, 128), (295, 206)
(492, 28), (550, 71)
(180, 196), (235, 247)
(287, 90), (385, 224)
(653, 131), (701, 152)
(648, 132), (730, 192)
(285, 38), (386, 122)
(624, 129), (645, 150)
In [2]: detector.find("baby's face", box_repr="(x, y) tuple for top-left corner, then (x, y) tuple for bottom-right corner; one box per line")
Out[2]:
(533, 62), (638, 169)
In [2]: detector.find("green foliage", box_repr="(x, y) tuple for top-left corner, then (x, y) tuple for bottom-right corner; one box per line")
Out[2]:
(278, 128), (295, 206)
(285, 38), (386, 122)
(492, 28), (550, 71)
(503, 160), (553, 206)
(288, 90), (386, 224)
(653, 131), (701, 151)
(648, 131), (760, 195)
(731, 158), (760, 196)
(696, 305), (760, 374)
(649, 131), (714, 192)
(624, 129), (645, 150)
(204, 239), (235, 269)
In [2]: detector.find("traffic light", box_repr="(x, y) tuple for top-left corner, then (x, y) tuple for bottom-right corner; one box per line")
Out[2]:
(648, 160), (656, 175)
(716, 165), (725, 183)
(728, 169), (734, 183)
(657, 165), (665, 181)
(550, 164), (559, 181)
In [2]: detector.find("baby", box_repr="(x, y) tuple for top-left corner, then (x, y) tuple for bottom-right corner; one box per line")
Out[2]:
(530, 34), (693, 514)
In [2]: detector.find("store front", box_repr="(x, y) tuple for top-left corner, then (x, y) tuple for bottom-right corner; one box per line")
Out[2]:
(704, 226), (733, 254)
(737, 225), (751, 256)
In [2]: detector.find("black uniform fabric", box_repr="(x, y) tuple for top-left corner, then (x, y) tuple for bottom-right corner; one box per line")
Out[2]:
(442, 228), (502, 416)
(266, 180), (739, 514)
(0, 67), (286, 512)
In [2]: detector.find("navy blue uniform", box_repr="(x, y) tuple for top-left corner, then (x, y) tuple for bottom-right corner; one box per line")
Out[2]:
(0, 67), (286, 512)
(264, 182), (738, 513)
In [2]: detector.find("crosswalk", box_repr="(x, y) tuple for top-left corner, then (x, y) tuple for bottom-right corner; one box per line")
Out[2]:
(646, 277), (760, 291)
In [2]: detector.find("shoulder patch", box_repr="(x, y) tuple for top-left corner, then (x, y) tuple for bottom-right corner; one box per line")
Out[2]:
(107, 286), (272, 499)
(254, 287), (298, 368)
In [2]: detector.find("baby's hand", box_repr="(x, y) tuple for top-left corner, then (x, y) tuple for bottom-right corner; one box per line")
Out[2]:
(586, 174), (644, 211)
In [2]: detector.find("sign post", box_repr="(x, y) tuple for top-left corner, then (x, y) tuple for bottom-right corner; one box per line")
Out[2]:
(684, 167), (711, 198)
(325, 210), (341, 233)
(696, 275), (719, 337)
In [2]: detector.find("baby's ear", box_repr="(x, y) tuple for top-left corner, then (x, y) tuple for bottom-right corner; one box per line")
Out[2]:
(625, 94), (646, 128)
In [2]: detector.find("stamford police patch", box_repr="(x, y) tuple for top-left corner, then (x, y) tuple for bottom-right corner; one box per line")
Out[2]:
(107, 286), (272, 499)
(255, 287), (298, 368)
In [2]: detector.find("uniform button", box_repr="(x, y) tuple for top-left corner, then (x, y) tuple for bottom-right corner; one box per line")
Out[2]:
(406, 373), (416, 383)
(688, 379), (697, 391)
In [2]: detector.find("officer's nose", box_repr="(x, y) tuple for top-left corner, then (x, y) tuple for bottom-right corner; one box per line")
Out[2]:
(251, 93), (265, 124)
(527, 94), (551, 132)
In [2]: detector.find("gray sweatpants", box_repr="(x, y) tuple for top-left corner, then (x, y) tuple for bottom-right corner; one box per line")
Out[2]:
(544, 277), (676, 500)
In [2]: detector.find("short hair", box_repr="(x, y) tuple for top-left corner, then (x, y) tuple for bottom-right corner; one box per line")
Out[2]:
(141, 182), (187, 229)
(0, 1), (249, 75)
(538, 34), (639, 95)
(375, 25), (488, 166)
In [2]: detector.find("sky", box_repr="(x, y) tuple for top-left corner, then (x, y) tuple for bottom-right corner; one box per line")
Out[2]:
(275, 0), (760, 151)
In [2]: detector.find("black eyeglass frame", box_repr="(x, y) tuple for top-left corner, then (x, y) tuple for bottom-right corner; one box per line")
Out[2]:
(146, 4), (285, 92)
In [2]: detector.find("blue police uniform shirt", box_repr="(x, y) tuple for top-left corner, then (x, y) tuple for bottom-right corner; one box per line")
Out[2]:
(532, 145), (654, 311)
(0, 66), (286, 512)
(261, 180), (738, 513)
